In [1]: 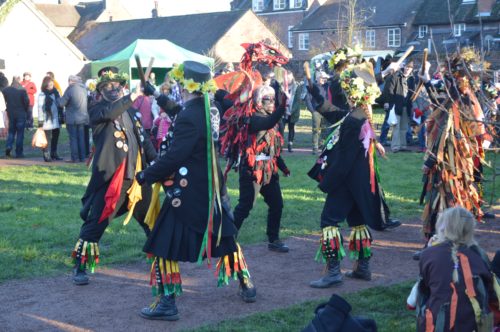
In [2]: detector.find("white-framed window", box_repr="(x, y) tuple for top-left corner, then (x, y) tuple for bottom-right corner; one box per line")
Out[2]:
(274, 0), (286, 10)
(290, 0), (303, 8)
(387, 28), (401, 47)
(462, 0), (476, 3)
(418, 25), (428, 38)
(288, 26), (294, 48)
(453, 23), (466, 36)
(353, 30), (363, 46)
(298, 33), (309, 50)
(365, 30), (375, 48)
(252, 0), (264, 12)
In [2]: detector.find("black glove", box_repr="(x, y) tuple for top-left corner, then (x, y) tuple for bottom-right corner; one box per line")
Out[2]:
(143, 81), (156, 97)
(307, 84), (324, 106)
(283, 168), (291, 177)
(136, 171), (146, 186)
(38, 122), (43, 128)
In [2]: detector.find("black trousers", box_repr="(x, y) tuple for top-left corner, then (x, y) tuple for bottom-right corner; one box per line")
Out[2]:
(320, 186), (365, 229)
(233, 169), (283, 242)
(79, 179), (151, 242)
(43, 128), (60, 156)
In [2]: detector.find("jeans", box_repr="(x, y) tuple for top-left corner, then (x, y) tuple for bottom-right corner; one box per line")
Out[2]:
(418, 116), (427, 149)
(379, 110), (390, 144)
(67, 124), (86, 161)
(6, 117), (25, 156)
(233, 169), (283, 243)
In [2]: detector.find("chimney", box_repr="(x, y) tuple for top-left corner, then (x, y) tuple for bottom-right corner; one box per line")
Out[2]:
(152, 0), (159, 18)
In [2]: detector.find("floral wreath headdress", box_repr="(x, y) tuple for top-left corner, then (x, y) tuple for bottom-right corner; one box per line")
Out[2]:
(95, 71), (129, 91)
(328, 45), (363, 70)
(168, 63), (218, 94)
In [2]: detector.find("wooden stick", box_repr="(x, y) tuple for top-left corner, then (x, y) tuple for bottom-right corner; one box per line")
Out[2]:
(411, 48), (429, 102)
(134, 54), (146, 87)
(303, 61), (312, 89)
(395, 45), (415, 68)
(144, 57), (155, 82)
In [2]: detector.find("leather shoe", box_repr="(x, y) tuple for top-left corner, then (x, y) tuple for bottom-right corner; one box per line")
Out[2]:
(73, 268), (89, 285)
(383, 218), (401, 230)
(268, 239), (289, 253)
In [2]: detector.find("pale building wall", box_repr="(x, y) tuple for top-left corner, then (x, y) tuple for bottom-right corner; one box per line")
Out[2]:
(214, 11), (291, 63)
(0, 0), (86, 117)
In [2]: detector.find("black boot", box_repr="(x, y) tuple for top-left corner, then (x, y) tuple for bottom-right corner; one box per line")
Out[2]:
(72, 261), (89, 285)
(345, 258), (371, 281)
(237, 272), (256, 303)
(140, 294), (179, 321)
(51, 153), (63, 161)
(43, 151), (52, 162)
(310, 258), (343, 288)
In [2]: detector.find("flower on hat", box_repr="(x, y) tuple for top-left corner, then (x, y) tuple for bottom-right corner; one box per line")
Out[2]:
(169, 63), (217, 94)
(95, 71), (128, 90)
(340, 69), (380, 107)
(183, 78), (201, 94)
(169, 64), (185, 82)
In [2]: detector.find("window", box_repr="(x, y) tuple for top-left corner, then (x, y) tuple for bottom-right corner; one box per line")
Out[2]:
(298, 33), (309, 50)
(387, 28), (401, 47)
(365, 30), (375, 48)
(418, 25), (428, 38)
(453, 23), (466, 36)
(274, 0), (286, 10)
(252, 0), (264, 12)
(290, 0), (303, 8)
(288, 26), (294, 48)
(462, 0), (476, 3)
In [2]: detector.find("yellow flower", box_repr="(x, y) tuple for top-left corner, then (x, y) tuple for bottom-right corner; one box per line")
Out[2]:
(170, 65), (184, 81)
(183, 78), (201, 93)
(202, 79), (217, 93)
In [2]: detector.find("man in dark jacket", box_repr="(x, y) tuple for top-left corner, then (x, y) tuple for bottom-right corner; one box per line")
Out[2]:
(378, 61), (414, 152)
(3, 78), (29, 158)
(71, 67), (157, 285)
(59, 75), (89, 162)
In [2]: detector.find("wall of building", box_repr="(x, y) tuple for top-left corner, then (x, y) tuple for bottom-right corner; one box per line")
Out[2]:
(0, 1), (86, 114)
(214, 11), (291, 63)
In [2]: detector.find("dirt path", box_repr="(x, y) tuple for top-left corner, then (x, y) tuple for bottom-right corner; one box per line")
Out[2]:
(0, 215), (498, 332)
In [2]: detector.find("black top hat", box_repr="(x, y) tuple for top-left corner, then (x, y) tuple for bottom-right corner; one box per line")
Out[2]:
(183, 61), (211, 85)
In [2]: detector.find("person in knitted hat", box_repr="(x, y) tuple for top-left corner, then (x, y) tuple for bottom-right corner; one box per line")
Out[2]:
(70, 66), (158, 285)
(136, 61), (256, 321)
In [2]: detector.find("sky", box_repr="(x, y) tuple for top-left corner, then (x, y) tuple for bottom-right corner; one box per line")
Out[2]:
(32, 0), (232, 18)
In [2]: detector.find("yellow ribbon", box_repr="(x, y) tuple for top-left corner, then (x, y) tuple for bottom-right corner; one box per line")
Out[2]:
(144, 182), (161, 230)
(123, 153), (143, 226)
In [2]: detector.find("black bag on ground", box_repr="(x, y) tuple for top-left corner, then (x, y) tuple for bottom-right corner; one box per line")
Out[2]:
(302, 294), (377, 332)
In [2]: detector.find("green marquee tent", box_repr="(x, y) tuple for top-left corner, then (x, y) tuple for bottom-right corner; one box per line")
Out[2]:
(90, 39), (214, 85)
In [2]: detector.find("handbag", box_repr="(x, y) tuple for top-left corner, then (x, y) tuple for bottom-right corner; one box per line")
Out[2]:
(32, 128), (48, 149)
(387, 105), (398, 126)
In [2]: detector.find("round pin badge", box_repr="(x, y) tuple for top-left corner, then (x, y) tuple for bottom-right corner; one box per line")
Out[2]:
(140, 135), (144, 142)
(179, 167), (188, 176)
(135, 112), (142, 118)
(114, 131), (121, 138)
(326, 142), (333, 150)
(123, 144), (129, 152)
(116, 141), (124, 149)
(164, 180), (174, 187)
(172, 198), (181, 207)
(179, 179), (188, 187)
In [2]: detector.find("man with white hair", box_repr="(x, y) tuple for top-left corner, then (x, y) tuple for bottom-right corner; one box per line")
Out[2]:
(59, 75), (89, 162)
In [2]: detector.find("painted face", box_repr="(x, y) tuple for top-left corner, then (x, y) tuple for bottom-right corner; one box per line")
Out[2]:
(101, 81), (123, 102)
(261, 94), (275, 114)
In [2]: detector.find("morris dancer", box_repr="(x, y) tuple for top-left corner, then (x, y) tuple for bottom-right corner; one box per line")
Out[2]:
(71, 67), (157, 285)
(217, 43), (291, 252)
(136, 61), (256, 321)
(307, 47), (399, 288)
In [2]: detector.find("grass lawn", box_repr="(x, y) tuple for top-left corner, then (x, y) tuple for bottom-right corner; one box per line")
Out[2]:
(190, 281), (416, 332)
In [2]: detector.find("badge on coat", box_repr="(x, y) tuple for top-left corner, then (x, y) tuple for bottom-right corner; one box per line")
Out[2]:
(172, 198), (181, 207)
(179, 167), (188, 176)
